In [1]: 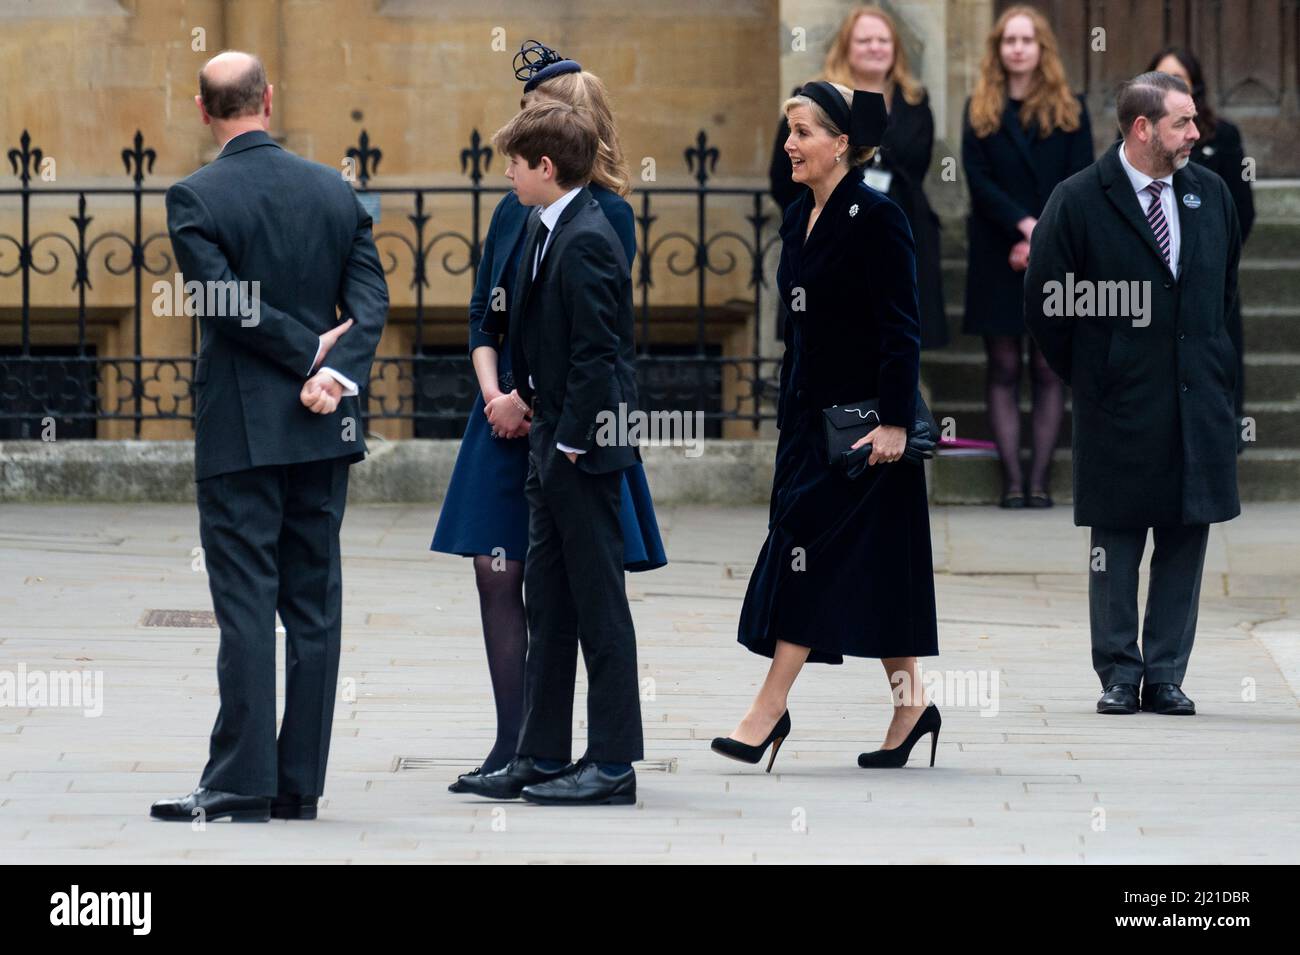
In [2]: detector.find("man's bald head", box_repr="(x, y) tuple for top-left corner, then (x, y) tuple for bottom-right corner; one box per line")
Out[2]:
(199, 51), (268, 120)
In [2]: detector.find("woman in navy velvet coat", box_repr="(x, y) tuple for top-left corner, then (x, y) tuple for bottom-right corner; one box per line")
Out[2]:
(712, 83), (939, 773)
(433, 55), (665, 788)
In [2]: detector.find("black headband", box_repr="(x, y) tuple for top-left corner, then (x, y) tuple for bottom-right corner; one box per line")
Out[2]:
(514, 40), (582, 93)
(797, 82), (888, 149)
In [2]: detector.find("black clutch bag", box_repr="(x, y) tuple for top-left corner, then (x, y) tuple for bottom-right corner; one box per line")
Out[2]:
(822, 392), (938, 478)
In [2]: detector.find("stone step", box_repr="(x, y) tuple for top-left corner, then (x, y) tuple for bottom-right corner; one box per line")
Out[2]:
(939, 258), (1300, 309)
(1239, 259), (1300, 306)
(939, 219), (1299, 260)
(4, 439), (1298, 505)
(927, 399), (1300, 449)
(1243, 220), (1300, 259)
(922, 350), (1300, 403)
(1254, 179), (1300, 218)
(936, 178), (1300, 256)
(928, 448), (1300, 504)
(934, 304), (1300, 354)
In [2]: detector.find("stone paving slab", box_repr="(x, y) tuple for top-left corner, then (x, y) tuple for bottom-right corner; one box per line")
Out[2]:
(0, 501), (1297, 864)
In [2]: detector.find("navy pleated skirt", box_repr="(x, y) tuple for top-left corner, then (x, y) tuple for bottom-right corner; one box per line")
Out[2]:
(431, 347), (667, 572)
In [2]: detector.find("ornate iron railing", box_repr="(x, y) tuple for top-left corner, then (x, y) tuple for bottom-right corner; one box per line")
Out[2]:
(0, 128), (783, 439)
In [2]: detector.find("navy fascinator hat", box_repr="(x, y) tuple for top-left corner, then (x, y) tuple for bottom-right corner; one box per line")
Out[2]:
(514, 40), (582, 92)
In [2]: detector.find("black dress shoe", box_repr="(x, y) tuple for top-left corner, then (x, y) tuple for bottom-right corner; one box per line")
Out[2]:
(1025, 490), (1054, 508)
(456, 756), (575, 800)
(150, 787), (270, 822)
(1141, 683), (1196, 715)
(710, 710), (791, 773)
(1097, 683), (1139, 714)
(270, 794), (318, 819)
(520, 761), (636, 806)
(447, 766), (482, 794)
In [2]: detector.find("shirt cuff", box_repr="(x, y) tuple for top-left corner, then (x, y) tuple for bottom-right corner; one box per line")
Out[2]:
(319, 366), (359, 397)
(309, 342), (323, 376)
(556, 442), (586, 455)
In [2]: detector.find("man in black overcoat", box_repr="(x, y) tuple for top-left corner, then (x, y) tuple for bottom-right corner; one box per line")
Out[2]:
(151, 52), (388, 822)
(1025, 72), (1242, 717)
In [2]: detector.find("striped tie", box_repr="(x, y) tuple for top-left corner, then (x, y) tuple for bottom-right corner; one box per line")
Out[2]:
(1144, 180), (1170, 268)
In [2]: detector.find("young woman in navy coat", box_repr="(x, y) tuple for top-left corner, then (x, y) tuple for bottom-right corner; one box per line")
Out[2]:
(433, 49), (666, 789)
(961, 6), (1094, 507)
(711, 82), (940, 774)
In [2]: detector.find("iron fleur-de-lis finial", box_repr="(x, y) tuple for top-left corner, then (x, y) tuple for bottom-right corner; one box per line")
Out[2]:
(121, 130), (156, 186)
(347, 129), (383, 187)
(8, 130), (44, 186)
(459, 129), (492, 186)
(684, 130), (719, 186)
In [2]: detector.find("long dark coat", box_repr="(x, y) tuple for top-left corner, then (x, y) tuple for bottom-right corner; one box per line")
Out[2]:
(770, 86), (948, 348)
(739, 168), (938, 664)
(1024, 142), (1243, 529)
(961, 95), (1094, 336)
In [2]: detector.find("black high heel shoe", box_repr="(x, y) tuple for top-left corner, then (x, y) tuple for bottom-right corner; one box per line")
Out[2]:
(711, 711), (791, 773)
(857, 704), (941, 768)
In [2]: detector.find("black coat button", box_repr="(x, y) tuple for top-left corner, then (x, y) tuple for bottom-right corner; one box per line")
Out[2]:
(1164, 281), (1174, 289)
(1181, 383), (1189, 392)
(1178, 332), (1185, 340)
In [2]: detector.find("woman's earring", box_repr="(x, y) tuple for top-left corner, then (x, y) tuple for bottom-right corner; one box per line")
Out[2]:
(835, 153), (842, 163)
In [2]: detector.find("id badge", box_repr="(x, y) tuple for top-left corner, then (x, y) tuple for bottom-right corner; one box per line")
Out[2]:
(864, 167), (893, 193)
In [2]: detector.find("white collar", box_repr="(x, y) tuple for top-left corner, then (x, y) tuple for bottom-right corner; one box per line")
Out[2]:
(538, 185), (584, 232)
(1118, 140), (1174, 195)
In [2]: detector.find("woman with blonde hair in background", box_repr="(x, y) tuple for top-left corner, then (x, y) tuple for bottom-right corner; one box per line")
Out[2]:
(770, 4), (948, 349)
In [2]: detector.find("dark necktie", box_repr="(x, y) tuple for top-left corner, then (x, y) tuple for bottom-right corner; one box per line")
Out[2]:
(530, 220), (551, 280)
(1144, 180), (1170, 268)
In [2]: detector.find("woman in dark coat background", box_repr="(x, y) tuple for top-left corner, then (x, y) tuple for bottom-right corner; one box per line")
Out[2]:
(1148, 48), (1255, 244)
(769, 4), (947, 350)
(961, 6), (1093, 507)
(1147, 46), (1253, 422)
(712, 82), (941, 774)
(432, 49), (666, 790)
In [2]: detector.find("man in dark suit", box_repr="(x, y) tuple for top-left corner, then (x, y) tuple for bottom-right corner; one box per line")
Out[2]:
(458, 100), (642, 805)
(1025, 71), (1242, 717)
(151, 51), (388, 822)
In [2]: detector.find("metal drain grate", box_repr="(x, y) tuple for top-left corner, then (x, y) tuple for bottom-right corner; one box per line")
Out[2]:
(394, 756), (677, 773)
(140, 609), (217, 628)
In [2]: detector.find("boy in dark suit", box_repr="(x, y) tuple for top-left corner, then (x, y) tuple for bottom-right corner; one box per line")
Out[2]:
(459, 100), (643, 805)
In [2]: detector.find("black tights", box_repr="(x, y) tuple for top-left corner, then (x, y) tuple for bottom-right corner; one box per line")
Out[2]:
(471, 554), (527, 773)
(983, 335), (1065, 495)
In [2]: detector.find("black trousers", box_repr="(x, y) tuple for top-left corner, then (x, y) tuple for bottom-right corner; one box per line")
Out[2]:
(1088, 523), (1210, 688)
(196, 457), (350, 797)
(516, 434), (643, 763)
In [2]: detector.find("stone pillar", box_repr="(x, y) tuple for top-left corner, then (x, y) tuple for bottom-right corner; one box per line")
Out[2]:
(221, 0), (284, 139)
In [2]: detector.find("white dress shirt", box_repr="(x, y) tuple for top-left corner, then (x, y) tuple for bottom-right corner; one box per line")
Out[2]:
(526, 186), (586, 455)
(1118, 141), (1180, 278)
